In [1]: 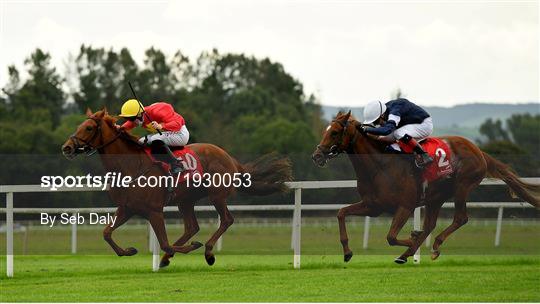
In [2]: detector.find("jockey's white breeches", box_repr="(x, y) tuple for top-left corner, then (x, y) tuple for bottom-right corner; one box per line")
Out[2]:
(139, 125), (190, 146)
(390, 117), (433, 150)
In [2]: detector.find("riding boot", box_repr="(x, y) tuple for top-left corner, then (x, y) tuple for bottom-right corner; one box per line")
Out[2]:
(150, 140), (185, 175)
(163, 145), (185, 175)
(399, 135), (433, 168)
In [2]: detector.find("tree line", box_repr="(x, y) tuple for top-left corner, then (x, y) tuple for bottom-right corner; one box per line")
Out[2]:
(0, 46), (325, 159)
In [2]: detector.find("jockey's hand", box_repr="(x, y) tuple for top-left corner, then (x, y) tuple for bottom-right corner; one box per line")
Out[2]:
(114, 124), (122, 131)
(150, 121), (163, 130)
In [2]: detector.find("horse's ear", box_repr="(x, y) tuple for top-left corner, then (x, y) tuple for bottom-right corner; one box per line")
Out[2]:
(93, 107), (108, 118)
(85, 108), (93, 117)
(343, 110), (351, 121)
(102, 106), (108, 116)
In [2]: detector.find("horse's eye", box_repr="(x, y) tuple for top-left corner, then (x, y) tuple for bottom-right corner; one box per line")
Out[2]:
(86, 126), (93, 131)
(330, 130), (338, 136)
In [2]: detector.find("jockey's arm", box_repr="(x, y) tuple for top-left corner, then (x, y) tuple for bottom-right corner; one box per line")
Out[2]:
(120, 120), (136, 130)
(366, 133), (396, 143)
(150, 103), (183, 131)
(365, 117), (400, 143)
(365, 120), (397, 136)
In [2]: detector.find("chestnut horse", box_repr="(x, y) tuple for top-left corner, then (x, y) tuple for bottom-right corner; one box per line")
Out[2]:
(312, 111), (540, 263)
(62, 109), (292, 268)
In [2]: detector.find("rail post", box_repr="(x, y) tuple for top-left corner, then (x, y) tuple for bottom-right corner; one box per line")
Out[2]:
(71, 212), (77, 254)
(362, 216), (370, 249)
(293, 188), (301, 269)
(6, 192), (14, 277)
(150, 226), (160, 271)
(495, 206), (504, 246)
(216, 215), (223, 251)
(290, 214), (296, 250)
(413, 207), (421, 264)
(148, 222), (154, 253)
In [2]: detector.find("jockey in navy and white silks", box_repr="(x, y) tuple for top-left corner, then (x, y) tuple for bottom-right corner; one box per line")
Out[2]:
(363, 98), (433, 167)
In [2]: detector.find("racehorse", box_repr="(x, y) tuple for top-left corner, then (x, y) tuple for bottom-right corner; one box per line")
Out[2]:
(312, 111), (540, 263)
(62, 108), (292, 267)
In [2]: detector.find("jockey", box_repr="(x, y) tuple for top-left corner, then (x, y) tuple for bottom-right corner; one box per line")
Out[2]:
(363, 98), (433, 167)
(118, 99), (189, 174)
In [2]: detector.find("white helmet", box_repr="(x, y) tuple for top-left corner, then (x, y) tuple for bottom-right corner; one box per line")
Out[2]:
(363, 100), (387, 124)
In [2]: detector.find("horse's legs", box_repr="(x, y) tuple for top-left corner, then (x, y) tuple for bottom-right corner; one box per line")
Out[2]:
(103, 206), (137, 256)
(204, 199), (234, 266)
(387, 206), (414, 247)
(337, 201), (380, 262)
(147, 210), (198, 256)
(396, 202), (442, 261)
(147, 211), (174, 256)
(159, 202), (202, 268)
(431, 199), (468, 260)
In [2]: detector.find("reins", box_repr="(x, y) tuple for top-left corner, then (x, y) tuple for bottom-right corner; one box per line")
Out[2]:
(70, 117), (156, 182)
(70, 117), (123, 156)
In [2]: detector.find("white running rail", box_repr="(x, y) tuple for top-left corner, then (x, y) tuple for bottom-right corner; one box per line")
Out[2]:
(2, 178), (538, 277)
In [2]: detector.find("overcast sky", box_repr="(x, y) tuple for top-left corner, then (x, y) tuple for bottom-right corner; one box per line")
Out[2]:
(0, 0), (538, 107)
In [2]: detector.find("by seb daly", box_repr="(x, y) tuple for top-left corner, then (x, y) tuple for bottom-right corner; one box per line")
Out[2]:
(40, 213), (117, 227)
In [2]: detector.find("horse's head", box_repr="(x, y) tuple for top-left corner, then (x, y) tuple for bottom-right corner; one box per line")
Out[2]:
(61, 108), (118, 159)
(312, 110), (362, 167)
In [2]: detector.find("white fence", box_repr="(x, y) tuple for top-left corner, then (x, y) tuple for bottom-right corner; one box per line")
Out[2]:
(2, 178), (538, 277)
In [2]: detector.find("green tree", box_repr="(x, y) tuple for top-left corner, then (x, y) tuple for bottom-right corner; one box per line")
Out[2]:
(4, 49), (64, 128)
(479, 118), (509, 142)
(479, 114), (540, 176)
(72, 45), (126, 113)
(506, 113), (540, 155)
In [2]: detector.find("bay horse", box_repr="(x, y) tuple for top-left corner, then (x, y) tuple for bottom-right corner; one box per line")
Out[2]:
(62, 108), (292, 268)
(312, 111), (540, 263)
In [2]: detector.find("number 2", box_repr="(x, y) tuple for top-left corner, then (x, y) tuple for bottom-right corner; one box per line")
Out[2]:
(435, 148), (449, 167)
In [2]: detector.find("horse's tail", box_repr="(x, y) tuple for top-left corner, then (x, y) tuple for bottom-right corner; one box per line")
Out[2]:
(237, 152), (293, 195)
(483, 152), (540, 208)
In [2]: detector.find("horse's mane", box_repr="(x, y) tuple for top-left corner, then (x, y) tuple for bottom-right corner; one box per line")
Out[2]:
(334, 110), (388, 153)
(95, 110), (144, 148)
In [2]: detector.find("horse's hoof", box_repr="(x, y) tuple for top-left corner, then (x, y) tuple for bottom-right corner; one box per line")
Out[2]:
(191, 241), (203, 249)
(205, 254), (215, 266)
(124, 247), (138, 256)
(431, 250), (440, 260)
(394, 257), (407, 264)
(344, 251), (353, 263)
(159, 259), (170, 268)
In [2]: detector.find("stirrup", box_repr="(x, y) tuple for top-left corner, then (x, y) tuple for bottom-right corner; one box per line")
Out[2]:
(414, 154), (433, 168)
(169, 161), (185, 175)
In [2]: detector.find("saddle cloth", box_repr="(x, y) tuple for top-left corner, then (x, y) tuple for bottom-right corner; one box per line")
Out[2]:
(398, 137), (454, 183)
(143, 146), (203, 182)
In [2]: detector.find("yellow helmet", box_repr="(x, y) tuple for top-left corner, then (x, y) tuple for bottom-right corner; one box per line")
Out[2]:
(119, 99), (142, 117)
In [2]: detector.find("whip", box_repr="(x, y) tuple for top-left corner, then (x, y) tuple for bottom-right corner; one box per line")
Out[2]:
(128, 81), (162, 135)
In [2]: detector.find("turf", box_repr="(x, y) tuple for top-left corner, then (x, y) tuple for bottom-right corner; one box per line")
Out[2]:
(1, 254), (539, 302)
(1, 218), (539, 302)
(2, 218), (539, 255)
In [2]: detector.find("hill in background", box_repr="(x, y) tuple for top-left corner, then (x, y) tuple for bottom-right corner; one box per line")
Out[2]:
(321, 103), (540, 140)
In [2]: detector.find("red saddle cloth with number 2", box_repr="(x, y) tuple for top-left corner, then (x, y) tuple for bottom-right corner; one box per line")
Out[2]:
(398, 137), (454, 183)
(143, 146), (203, 183)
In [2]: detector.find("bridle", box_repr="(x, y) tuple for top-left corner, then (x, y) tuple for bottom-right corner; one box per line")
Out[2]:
(69, 117), (122, 156)
(317, 118), (363, 159)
